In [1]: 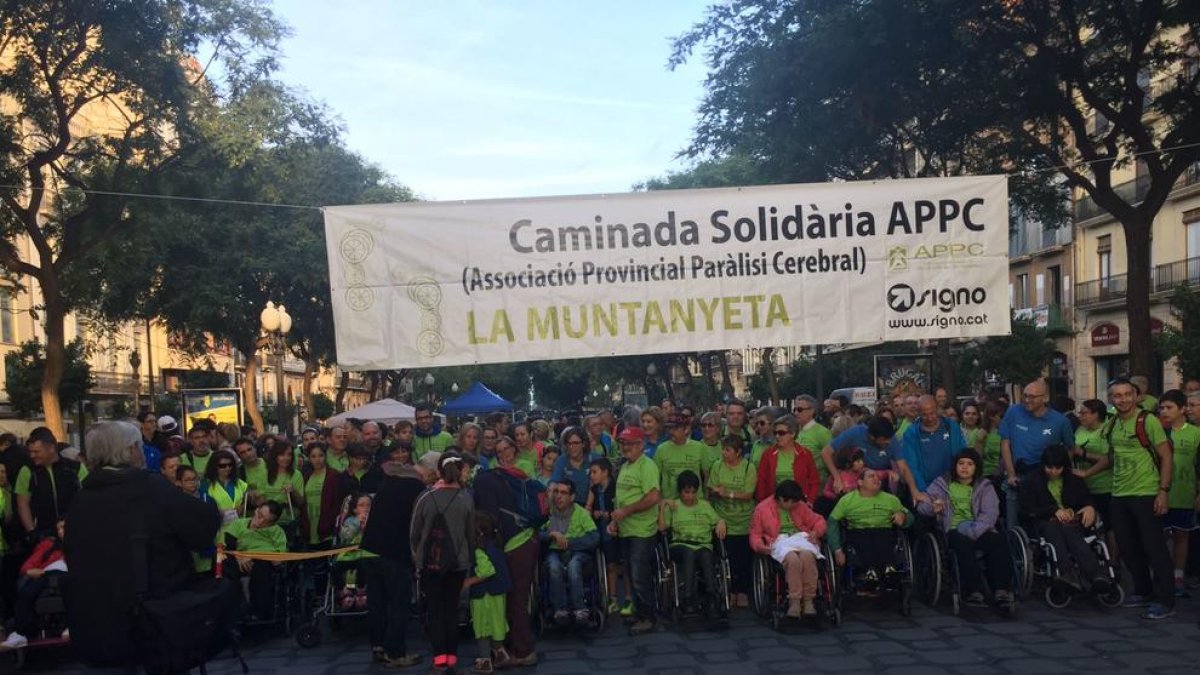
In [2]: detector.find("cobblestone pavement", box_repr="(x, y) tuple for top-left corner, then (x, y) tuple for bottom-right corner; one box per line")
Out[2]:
(25, 596), (1200, 674)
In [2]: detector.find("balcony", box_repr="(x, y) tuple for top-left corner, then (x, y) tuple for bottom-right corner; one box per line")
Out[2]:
(1074, 173), (1152, 223)
(1075, 255), (1200, 308)
(91, 371), (150, 395)
(1013, 303), (1073, 336)
(1009, 225), (1073, 258)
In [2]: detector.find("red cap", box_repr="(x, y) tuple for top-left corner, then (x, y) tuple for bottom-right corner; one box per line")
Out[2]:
(666, 414), (688, 427)
(617, 427), (646, 442)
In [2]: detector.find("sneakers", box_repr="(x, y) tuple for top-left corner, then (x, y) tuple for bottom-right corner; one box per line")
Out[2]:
(572, 608), (590, 624)
(470, 658), (494, 674)
(801, 598), (817, 616)
(1142, 603), (1176, 620)
(994, 590), (1015, 607)
(60, 628), (69, 640)
(618, 602), (635, 617)
(552, 609), (571, 626)
(607, 599), (620, 614)
(356, 589), (368, 610)
(786, 598), (802, 618)
(883, 565), (898, 577)
(0, 632), (27, 650)
(963, 592), (987, 607)
(735, 593), (750, 608)
(863, 568), (879, 583)
(507, 652), (538, 667)
(381, 652), (422, 669)
(628, 618), (655, 636)
(1174, 578), (1190, 598)
(1122, 594), (1151, 608)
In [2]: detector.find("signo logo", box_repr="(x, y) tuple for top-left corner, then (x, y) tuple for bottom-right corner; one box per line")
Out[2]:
(887, 283), (988, 313)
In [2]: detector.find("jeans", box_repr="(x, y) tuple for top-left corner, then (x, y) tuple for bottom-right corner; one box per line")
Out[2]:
(421, 570), (465, 660)
(947, 530), (1012, 595)
(14, 574), (51, 635)
(1110, 495), (1174, 607)
(623, 536), (657, 620)
(545, 550), (590, 611)
(1004, 478), (1022, 529)
(363, 557), (413, 656)
(670, 546), (718, 608)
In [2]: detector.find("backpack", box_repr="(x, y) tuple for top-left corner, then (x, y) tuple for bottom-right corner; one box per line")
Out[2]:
(422, 490), (460, 574)
(497, 469), (549, 530)
(1103, 410), (1164, 468)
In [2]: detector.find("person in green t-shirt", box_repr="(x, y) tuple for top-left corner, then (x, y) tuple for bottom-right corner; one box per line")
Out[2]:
(658, 470), (726, 619)
(697, 412), (725, 469)
(826, 468), (912, 579)
(540, 481), (600, 624)
(1157, 390), (1200, 595)
(235, 437), (268, 495)
(793, 395), (833, 484)
(655, 415), (709, 501)
(1079, 379), (1175, 619)
(705, 435), (756, 608)
(223, 501), (287, 619)
(609, 427), (661, 635)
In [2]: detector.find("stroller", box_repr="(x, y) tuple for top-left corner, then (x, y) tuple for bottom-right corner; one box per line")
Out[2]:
(296, 493), (373, 647)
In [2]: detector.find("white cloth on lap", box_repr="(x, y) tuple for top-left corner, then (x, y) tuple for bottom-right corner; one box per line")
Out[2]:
(771, 532), (823, 563)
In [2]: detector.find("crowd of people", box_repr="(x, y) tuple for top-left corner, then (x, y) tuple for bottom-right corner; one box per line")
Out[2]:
(0, 376), (1196, 673)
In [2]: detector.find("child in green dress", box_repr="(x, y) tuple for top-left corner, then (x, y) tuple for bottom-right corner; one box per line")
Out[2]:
(463, 511), (512, 673)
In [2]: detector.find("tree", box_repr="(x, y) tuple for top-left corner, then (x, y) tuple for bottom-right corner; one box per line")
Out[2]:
(673, 0), (1200, 382)
(0, 0), (287, 436)
(311, 392), (335, 421)
(1157, 285), (1200, 381)
(3, 339), (93, 417)
(970, 317), (1057, 390)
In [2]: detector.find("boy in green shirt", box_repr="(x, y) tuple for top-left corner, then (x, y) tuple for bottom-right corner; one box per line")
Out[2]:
(826, 468), (911, 583)
(659, 471), (727, 620)
(223, 501), (287, 620)
(540, 481), (600, 625)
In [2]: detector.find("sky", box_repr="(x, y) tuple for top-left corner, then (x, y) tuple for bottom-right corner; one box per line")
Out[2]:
(270, 1), (713, 201)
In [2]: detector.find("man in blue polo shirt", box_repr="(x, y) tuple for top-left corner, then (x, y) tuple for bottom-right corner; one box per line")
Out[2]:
(902, 394), (965, 500)
(999, 379), (1075, 524)
(822, 416), (918, 499)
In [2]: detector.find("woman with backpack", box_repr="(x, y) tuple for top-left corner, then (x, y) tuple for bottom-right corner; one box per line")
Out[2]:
(411, 452), (475, 674)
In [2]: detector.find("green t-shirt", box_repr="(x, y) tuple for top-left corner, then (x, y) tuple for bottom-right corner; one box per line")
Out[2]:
(542, 503), (598, 547)
(1167, 423), (1200, 509)
(413, 430), (455, 459)
(775, 449), (795, 484)
(665, 499), (720, 551)
(982, 431), (1002, 477)
(259, 470), (303, 523)
(181, 451), (211, 475)
(778, 504), (798, 535)
(707, 458), (756, 535)
(964, 427), (985, 451)
(615, 455), (661, 538)
(749, 439), (772, 466)
(700, 440), (723, 474)
(797, 423), (833, 482)
(828, 489), (907, 530)
(1047, 477), (1064, 509)
(241, 460), (268, 492)
(1076, 425), (1111, 495)
(305, 470), (327, 545)
(1107, 413), (1169, 498)
(224, 517), (287, 553)
(897, 418), (914, 439)
(1139, 395), (1159, 413)
(326, 451), (350, 474)
(516, 451), (537, 478)
(948, 481), (973, 528)
(654, 439), (708, 500)
(13, 461), (89, 497)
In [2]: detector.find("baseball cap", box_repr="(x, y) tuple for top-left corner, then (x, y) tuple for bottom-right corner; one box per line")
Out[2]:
(617, 427), (646, 443)
(157, 415), (179, 434)
(666, 413), (688, 427)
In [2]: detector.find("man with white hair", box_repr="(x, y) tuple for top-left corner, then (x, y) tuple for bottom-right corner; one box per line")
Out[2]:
(64, 421), (224, 670)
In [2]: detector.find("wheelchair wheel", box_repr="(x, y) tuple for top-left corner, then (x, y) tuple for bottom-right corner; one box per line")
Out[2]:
(295, 622), (321, 648)
(594, 549), (609, 632)
(1044, 585), (1072, 609)
(1008, 527), (1033, 597)
(752, 556), (772, 619)
(915, 532), (942, 607)
(1096, 581), (1125, 609)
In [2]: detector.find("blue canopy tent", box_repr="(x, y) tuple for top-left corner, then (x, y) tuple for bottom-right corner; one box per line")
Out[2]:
(441, 382), (515, 415)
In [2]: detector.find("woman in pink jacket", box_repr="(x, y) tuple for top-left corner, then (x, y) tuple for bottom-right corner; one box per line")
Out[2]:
(749, 480), (827, 617)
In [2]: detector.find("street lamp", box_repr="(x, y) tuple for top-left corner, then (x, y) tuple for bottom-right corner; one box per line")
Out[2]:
(260, 301), (292, 435)
(128, 349), (142, 412)
(424, 372), (435, 403)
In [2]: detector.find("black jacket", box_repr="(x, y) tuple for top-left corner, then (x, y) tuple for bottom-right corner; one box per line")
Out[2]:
(64, 468), (221, 667)
(1020, 469), (1094, 522)
(473, 468), (522, 543)
(361, 462), (425, 562)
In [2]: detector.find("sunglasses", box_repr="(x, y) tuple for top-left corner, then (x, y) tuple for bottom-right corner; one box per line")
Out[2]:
(755, 421), (769, 426)
(774, 429), (792, 436)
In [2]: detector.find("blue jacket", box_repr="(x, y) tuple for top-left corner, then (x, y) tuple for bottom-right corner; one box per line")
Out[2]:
(469, 540), (512, 599)
(902, 417), (966, 491)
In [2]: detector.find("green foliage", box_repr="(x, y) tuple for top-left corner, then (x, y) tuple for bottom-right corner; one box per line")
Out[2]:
(746, 342), (920, 403)
(179, 368), (232, 390)
(635, 155), (763, 191)
(3, 340), (94, 416)
(154, 392), (182, 419)
(1157, 286), (1200, 381)
(969, 317), (1056, 389)
(311, 392), (335, 420)
(109, 399), (133, 420)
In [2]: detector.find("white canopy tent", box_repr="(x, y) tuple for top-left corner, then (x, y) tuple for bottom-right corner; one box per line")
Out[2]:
(326, 398), (419, 426)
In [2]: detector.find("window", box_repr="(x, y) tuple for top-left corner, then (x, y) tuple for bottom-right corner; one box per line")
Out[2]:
(1098, 235), (1112, 284)
(1047, 265), (1063, 306)
(0, 289), (13, 344)
(1015, 274), (1029, 309)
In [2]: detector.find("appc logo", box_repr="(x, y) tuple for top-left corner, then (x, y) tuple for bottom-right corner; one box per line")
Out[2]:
(887, 243), (984, 271)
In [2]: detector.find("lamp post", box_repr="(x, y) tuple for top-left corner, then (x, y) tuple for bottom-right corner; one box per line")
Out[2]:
(260, 301), (293, 435)
(424, 373), (435, 403)
(128, 349), (142, 412)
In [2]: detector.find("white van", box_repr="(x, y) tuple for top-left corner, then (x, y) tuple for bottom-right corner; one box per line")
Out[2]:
(828, 387), (878, 412)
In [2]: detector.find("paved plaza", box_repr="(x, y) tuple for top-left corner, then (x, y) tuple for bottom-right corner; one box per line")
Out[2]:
(22, 595), (1200, 674)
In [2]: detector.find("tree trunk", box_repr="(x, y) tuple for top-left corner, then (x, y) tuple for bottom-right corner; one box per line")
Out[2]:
(762, 347), (781, 404)
(663, 358), (677, 404)
(937, 338), (955, 401)
(244, 353), (265, 435)
(814, 345), (825, 403)
(40, 282), (66, 439)
(302, 359), (316, 422)
(335, 370), (350, 412)
(700, 353), (717, 401)
(717, 351), (734, 395)
(1123, 214), (1154, 381)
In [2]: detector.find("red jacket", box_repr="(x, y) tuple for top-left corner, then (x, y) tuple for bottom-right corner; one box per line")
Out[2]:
(749, 497), (826, 555)
(754, 444), (820, 504)
(21, 537), (65, 576)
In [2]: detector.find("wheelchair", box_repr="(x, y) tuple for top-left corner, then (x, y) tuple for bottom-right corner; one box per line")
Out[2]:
(1010, 521), (1124, 609)
(532, 541), (609, 633)
(750, 547), (840, 630)
(913, 519), (1024, 616)
(6, 573), (70, 671)
(831, 526), (916, 617)
(652, 532), (731, 625)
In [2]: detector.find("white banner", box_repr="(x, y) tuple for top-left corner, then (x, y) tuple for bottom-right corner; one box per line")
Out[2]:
(324, 175), (1011, 369)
